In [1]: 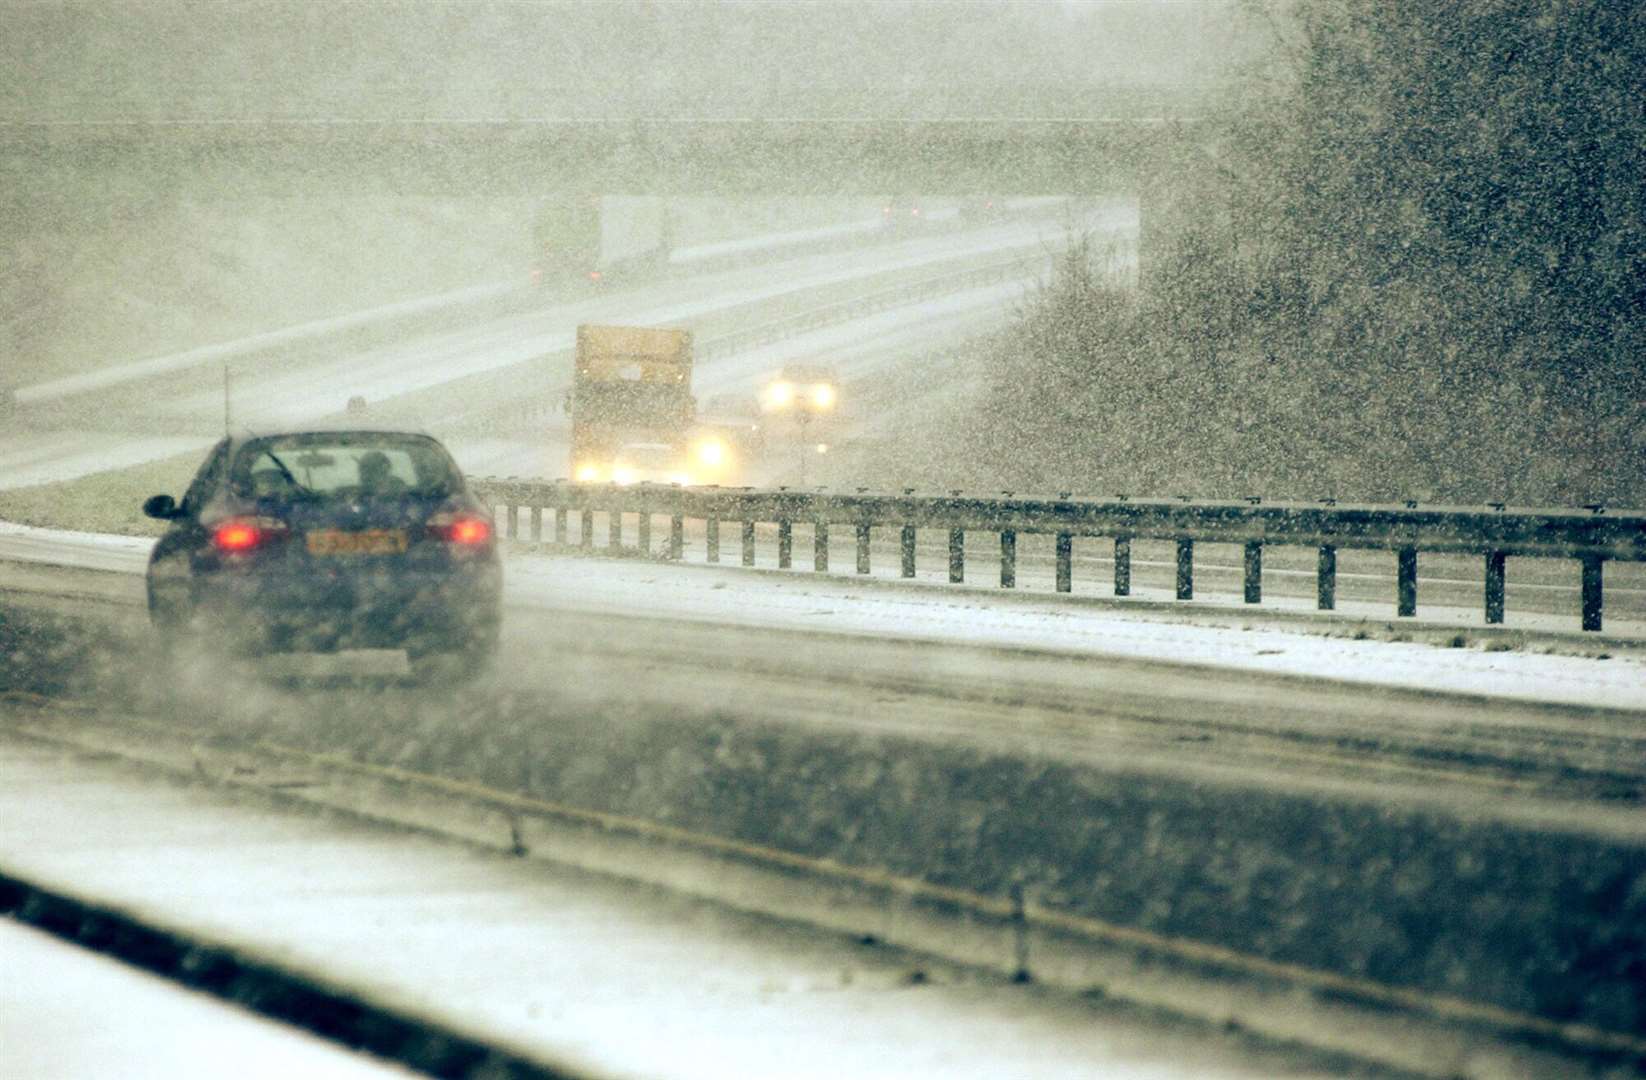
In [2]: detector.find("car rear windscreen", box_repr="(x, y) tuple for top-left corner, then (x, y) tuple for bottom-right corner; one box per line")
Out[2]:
(232, 434), (463, 500)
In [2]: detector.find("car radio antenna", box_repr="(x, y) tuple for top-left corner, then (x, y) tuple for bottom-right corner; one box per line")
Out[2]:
(223, 363), (231, 434)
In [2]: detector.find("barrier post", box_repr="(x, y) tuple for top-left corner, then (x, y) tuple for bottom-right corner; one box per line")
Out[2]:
(636, 511), (651, 554)
(506, 503), (518, 540)
(529, 506), (542, 543)
(608, 510), (623, 550)
(741, 521), (756, 566)
(1055, 532), (1072, 593)
(669, 515), (684, 560)
(856, 523), (871, 574)
(1175, 538), (1194, 600)
(1317, 545), (1336, 610)
(1114, 536), (1132, 596)
(554, 506), (567, 546)
(1485, 551), (1506, 624)
(579, 509), (593, 549)
(1582, 555), (1604, 632)
(706, 517), (720, 563)
(949, 528), (964, 583)
(1397, 546), (1418, 617)
(814, 521), (829, 571)
(901, 525), (917, 578)
(1243, 541), (1262, 604)
(1000, 530), (1016, 588)
(778, 520), (793, 569)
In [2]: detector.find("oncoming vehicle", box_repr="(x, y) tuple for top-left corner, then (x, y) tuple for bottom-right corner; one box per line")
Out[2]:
(568, 323), (741, 486)
(142, 427), (501, 679)
(760, 363), (839, 419)
(594, 439), (725, 487)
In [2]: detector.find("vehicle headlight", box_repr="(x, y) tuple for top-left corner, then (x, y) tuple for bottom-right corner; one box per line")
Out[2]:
(764, 382), (794, 410)
(810, 384), (835, 410)
(612, 466), (636, 485)
(693, 438), (726, 467)
(575, 463), (601, 483)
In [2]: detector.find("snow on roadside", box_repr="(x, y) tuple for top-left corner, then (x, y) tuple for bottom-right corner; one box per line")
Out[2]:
(0, 433), (215, 492)
(14, 282), (519, 406)
(3, 520), (1641, 712)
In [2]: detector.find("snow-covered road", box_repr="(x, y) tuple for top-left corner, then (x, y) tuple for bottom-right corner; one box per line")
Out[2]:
(0, 201), (1129, 492)
(0, 736), (1364, 1080)
(2, 519), (1640, 712)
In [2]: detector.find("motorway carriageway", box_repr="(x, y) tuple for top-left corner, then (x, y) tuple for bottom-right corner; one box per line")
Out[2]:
(0, 736), (1393, 1080)
(4, 526), (1645, 1076)
(0, 204), (1113, 493)
(17, 205), (1118, 449)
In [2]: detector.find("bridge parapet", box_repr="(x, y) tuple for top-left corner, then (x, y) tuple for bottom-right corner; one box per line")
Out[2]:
(0, 117), (1191, 197)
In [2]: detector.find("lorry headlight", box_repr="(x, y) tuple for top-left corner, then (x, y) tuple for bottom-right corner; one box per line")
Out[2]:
(764, 382), (794, 410)
(612, 466), (636, 486)
(810, 384), (835, 410)
(575, 463), (601, 483)
(694, 438), (726, 467)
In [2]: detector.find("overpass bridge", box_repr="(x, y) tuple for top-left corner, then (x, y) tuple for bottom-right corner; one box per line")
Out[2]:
(0, 115), (1200, 299)
(0, 116), (1188, 198)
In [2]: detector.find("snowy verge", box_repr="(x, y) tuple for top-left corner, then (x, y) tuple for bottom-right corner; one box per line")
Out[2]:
(2, 518), (1642, 712)
(13, 282), (521, 405)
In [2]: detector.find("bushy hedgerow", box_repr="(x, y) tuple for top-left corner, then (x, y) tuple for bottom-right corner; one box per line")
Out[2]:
(972, 1), (1644, 506)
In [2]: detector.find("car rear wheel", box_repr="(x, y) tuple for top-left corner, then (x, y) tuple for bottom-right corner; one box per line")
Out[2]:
(146, 584), (190, 653)
(408, 622), (499, 685)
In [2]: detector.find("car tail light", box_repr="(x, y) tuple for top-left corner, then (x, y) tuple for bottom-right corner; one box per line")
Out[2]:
(210, 516), (286, 553)
(429, 512), (492, 547)
(588, 270), (603, 282)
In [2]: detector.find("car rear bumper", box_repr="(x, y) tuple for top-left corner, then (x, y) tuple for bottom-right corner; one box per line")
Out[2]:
(188, 563), (501, 654)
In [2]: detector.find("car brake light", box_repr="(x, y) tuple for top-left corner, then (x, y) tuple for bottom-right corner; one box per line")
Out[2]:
(211, 517), (285, 552)
(429, 513), (491, 545)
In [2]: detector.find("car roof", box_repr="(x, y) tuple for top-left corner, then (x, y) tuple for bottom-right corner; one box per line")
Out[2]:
(228, 423), (441, 449)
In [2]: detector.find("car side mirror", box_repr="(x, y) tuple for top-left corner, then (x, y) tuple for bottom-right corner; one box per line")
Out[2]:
(142, 494), (180, 520)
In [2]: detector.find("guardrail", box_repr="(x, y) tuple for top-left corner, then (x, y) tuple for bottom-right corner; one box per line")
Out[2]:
(471, 480), (1646, 633)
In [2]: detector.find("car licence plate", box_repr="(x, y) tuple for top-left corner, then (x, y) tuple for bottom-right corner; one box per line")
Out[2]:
(305, 528), (408, 556)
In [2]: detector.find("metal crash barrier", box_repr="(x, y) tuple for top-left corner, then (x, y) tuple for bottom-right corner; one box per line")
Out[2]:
(471, 480), (1645, 633)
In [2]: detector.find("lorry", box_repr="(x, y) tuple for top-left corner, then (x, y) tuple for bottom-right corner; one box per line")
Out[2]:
(569, 324), (748, 486)
(532, 196), (671, 286)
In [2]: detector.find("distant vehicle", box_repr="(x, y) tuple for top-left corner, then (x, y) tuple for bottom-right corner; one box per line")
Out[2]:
(959, 195), (1005, 221)
(881, 196), (924, 233)
(758, 363), (843, 463)
(760, 363), (840, 419)
(531, 195), (672, 286)
(569, 324), (742, 486)
(142, 426), (501, 680)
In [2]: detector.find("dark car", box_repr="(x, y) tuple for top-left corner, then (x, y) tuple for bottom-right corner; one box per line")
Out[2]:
(143, 427), (501, 678)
